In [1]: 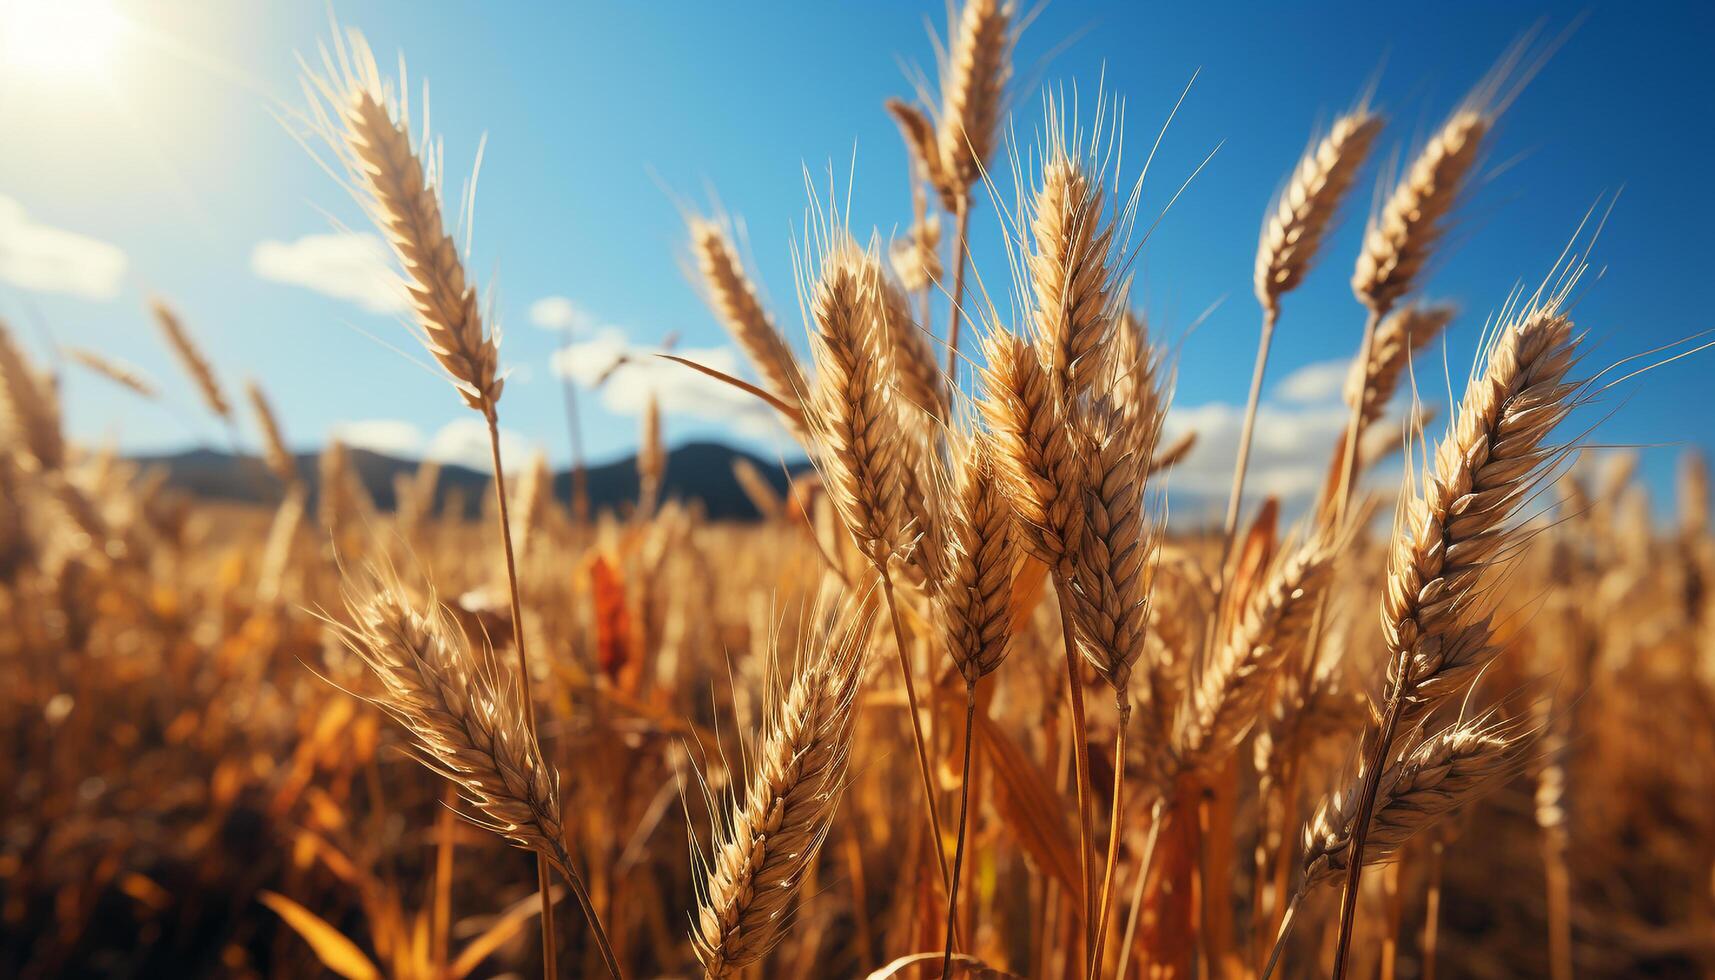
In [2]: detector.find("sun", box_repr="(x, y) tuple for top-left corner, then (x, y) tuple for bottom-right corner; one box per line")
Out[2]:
(0, 0), (126, 76)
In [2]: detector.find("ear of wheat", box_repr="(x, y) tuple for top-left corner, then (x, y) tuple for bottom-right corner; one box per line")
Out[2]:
(150, 299), (232, 421)
(1381, 294), (1580, 719)
(803, 238), (906, 570)
(934, 0), (1013, 205)
(690, 217), (808, 419)
(244, 379), (298, 487)
(1178, 530), (1338, 770)
(1063, 400), (1157, 698)
(1255, 110), (1384, 319)
(336, 580), (568, 865)
(0, 319), (65, 472)
(1029, 149), (1118, 408)
(692, 594), (869, 978)
(977, 328), (1082, 572)
(1346, 303), (1456, 436)
(874, 270), (949, 421)
(941, 436), (1016, 684)
(65, 347), (160, 401)
(302, 31), (503, 416)
(1352, 111), (1488, 317)
(1302, 715), (1535, 890)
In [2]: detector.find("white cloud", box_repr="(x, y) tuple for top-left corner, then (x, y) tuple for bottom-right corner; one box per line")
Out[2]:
(1160, 400), (1350, 502)
(1274, 358), (1349, 405)
(251, 232), (405, 314)
(0, 195), (126, 299)
(529, 295), (597, 333)
(328, 419), (423, 458)
(426, 418), (532, 473)
(551, 327), (787, 440)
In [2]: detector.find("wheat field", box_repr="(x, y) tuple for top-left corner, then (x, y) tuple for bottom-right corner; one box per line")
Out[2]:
(3, 4), (1714, 979)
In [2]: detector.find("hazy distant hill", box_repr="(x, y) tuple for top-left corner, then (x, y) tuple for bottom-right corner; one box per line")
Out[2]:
(130, 441), (811, 521)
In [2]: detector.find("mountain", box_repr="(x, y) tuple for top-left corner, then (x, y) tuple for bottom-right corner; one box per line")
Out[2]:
(129, 442), (812, 521)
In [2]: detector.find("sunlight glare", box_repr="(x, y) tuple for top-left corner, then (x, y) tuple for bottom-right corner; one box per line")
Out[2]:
(1, 0), (126, 76)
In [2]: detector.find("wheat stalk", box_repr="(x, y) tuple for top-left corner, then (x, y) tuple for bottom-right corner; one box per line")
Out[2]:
(692, 595), (868, 978)
(1255, 110), (1384, 319)
(65, 347), (159, 401)
(244, 379), (298, 488)
(1303, 716), (1535, 890)
(1352, 111), (1489, 318)
(1178, 531), (1337, 770)
(1323, 283), (1583, 977)
(0, 319), (65, 472)
(150, 299), (232, 421)
(801, 231), (956, 921)
(691, 217), (808, 419)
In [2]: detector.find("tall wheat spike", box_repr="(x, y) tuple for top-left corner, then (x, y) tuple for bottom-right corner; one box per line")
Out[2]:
(244, 379), (299, 487)
(150, 299), (233, 421)
(690, 217), (809, 417)
(1030, 149), (1117, 408)
(935, 0), (1013, 205)
(1352, 111), (1489, 318)
(1255, 110), (1384, 319)
(65, 347), (160, 401)
(692, 595), (868, 978)
(804, 239), (906, 570)
(302, 31), (503, 416)
(0, 319), (65, 472)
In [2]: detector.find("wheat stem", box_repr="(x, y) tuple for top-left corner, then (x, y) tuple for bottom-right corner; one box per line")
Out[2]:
(1087, 696), (1131, 979)
(879, 571), (958, 936)
(941, 685), (978, 979)
(483, 414), (569, 978)
(1218, 307), (1279, 585)
(945, 193), (973, 381)
(1113, 794), (1167, 980)
(1331, 655), (1407, 980)
(1053, 576), (1097, 963)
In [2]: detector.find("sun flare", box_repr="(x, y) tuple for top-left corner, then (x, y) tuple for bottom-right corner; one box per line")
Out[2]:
(1, 0), (125, 76)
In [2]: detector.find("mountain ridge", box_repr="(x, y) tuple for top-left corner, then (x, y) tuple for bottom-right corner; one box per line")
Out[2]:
(130, 441), (811, 521)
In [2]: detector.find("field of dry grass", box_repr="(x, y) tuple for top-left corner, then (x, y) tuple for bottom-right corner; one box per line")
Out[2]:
(4, 4), (1714, 978)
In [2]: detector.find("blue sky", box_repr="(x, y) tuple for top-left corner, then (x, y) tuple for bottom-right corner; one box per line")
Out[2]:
(2, 1), (1711, 516)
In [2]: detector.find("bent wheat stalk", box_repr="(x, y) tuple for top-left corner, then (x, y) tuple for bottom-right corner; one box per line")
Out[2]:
(300, 29), (577, 973)
(1328, 284), (1581, 978)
